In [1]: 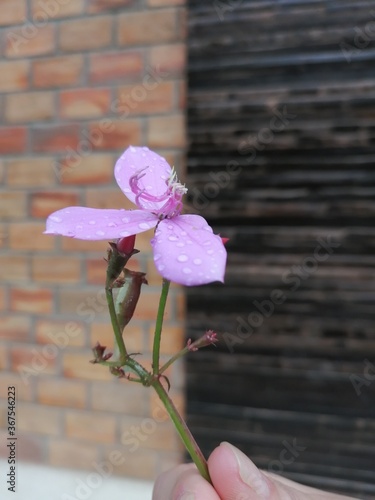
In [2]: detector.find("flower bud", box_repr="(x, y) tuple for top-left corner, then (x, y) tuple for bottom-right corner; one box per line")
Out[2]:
(106, 237), (139, 288)
(117, 235), (136, 255)
(115, 269), (148, 333)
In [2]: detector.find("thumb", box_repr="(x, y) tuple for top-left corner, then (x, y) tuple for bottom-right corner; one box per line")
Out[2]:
(208, 442), (273, 500)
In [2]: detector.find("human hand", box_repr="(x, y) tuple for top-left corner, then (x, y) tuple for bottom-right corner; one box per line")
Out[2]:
(153, 442), (358, 499)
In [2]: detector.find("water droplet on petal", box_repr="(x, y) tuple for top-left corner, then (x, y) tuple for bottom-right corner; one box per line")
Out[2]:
(89, 220), (96, 225)
(120, 231), (129, 237)
(203, 241), (211, 246)
(181, 231), (187, 236)
(167, 225), (173, 230)
(158, 264), (165, 271)
(76, 225), (83, 230)
(168, 236), (178, 241)
(207, 249), (214, 255)
(193, 258), (202, 265)
(51, 216), (62, 222)
(108, 222), (116, 227)
(139, 222), (150, 230)
(186, 240), (193, 244)
(177, 255), (188, 262)
(122, 217), (129, 223)
(183, 267), (192, 274)
(142, 146), (149, 151)
(154, 253), (161, 261)
(96, 230), (105, 236)
(130, 146), (137, 153)
(176, 242), (184, 248)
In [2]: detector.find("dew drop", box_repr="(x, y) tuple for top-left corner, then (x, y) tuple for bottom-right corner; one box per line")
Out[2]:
(158, 264), (165, 271)
(176, 242), (184, 248)
(139, 222), (150, 230)
(181, 231), (187, 236)
(186, 240), (193, 245)
(51, 216), (62, 223)
(183, 267), (192, 274)
(96, 230), (105, 236)
(207, 249), (214, 255)
(88, 220), (96, 225)
(168, 236), (178, 241)
(130, 146), (137, 153)
(193, 258), (202, 265)
(142, 146), (149, 151)
(177, 255), (188, 262)
(119, 231), (129, 237)
(167, 225), (173, 230)
(108, 222), (117, 227)
(203, 241), (211, 246)
(154, 253), (161, 261)
(122, 217), (129, 223)
(76, 225), (83, 230)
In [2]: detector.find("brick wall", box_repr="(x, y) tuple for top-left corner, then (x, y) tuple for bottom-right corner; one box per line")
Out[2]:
(0, 0), (187, 480)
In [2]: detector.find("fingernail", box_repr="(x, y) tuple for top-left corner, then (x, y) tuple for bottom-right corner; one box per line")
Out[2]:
(221, 442), (270, 497)
(177, 492), (195, 500)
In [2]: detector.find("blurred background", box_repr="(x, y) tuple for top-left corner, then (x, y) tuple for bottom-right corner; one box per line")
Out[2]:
(186, 1), (375, 499)
(1, 0), (375, 499)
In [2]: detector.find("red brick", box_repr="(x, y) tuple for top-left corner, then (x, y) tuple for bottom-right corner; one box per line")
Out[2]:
(33, 55), (83, 88)
(35, 318), (86, 346)
(135, 290), (172, 321)
(59, 16), (112, 52)
(118, 10), (177, 45)
(61, 237), (107, 253)
(116, 81), (175, 116)
(147, 114), (185, 148)
(5, 91), (55, 123)
(0, 255), (29, 282)
(0, 0), (27, 26)
(0, 60), (29, 92)
(60, 88), (111, 119)
(6, 157), (56, 187)
(0, 192), (27, 219)
(63, 351), (112, 381)
(10, 223), (55, 251)
(31, 0), (85, 17)
(0, 287), (5, 310)
(147, 0), (184, 5)
(84, 187), (133, 210)
(11, 345), (57, 377)
(149, 43), (186, 76)
(37, 378), (86, 408)
(0, 316), (31, 342)
(0, 224), (6, 250)
(58, 288), (109, 318)
(0, 345), (7, 370)
(0, 372), (34, 401)
(49, 439), (100, 469)
(18, 403), (61, 436)
(119, 415), (178, 451)
(85, 119), (141, 150)
(32, 124), (80, 152)
(178, 80), (186, 110)
(10, 287), (53, 314)
(90, 381), (145, 414)
(65, 410), (116, 443)
(32, 256), (82, 284)
(0, 127), (27, 154)
(59, 153), (114, 185)
(6, 25), (55, 58)
(89, 51), (143, 84)
(90, 321), (144, 353)
(88, 0), (135, 13)
(30, 191), (80, 218)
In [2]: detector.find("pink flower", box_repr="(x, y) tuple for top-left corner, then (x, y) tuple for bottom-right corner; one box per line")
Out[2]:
(45, 146), (227, 286)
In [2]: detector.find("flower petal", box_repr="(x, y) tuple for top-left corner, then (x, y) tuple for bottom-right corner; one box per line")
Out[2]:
(115, 146), (172, 210)
(151, 214), (227, 286)
(45, 207), (158, 240)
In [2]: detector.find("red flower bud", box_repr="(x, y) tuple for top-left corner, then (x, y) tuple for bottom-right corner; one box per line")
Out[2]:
(117, 235), (136, 255)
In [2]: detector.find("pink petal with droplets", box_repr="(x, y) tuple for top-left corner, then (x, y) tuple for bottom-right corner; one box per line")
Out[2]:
(114, 146), (172, 211)
(151, 214), (227, 286)
(44, 207), (158, 240)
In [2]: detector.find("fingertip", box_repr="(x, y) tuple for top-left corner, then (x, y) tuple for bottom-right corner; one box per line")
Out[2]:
(208, 442), (273, 499)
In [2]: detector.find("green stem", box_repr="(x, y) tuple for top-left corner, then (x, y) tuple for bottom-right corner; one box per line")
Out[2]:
(152, 278), (170, 375)
(152, 378), (211, 483)
(159, 346), (189, 376)
(105, 287), (127, 362)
